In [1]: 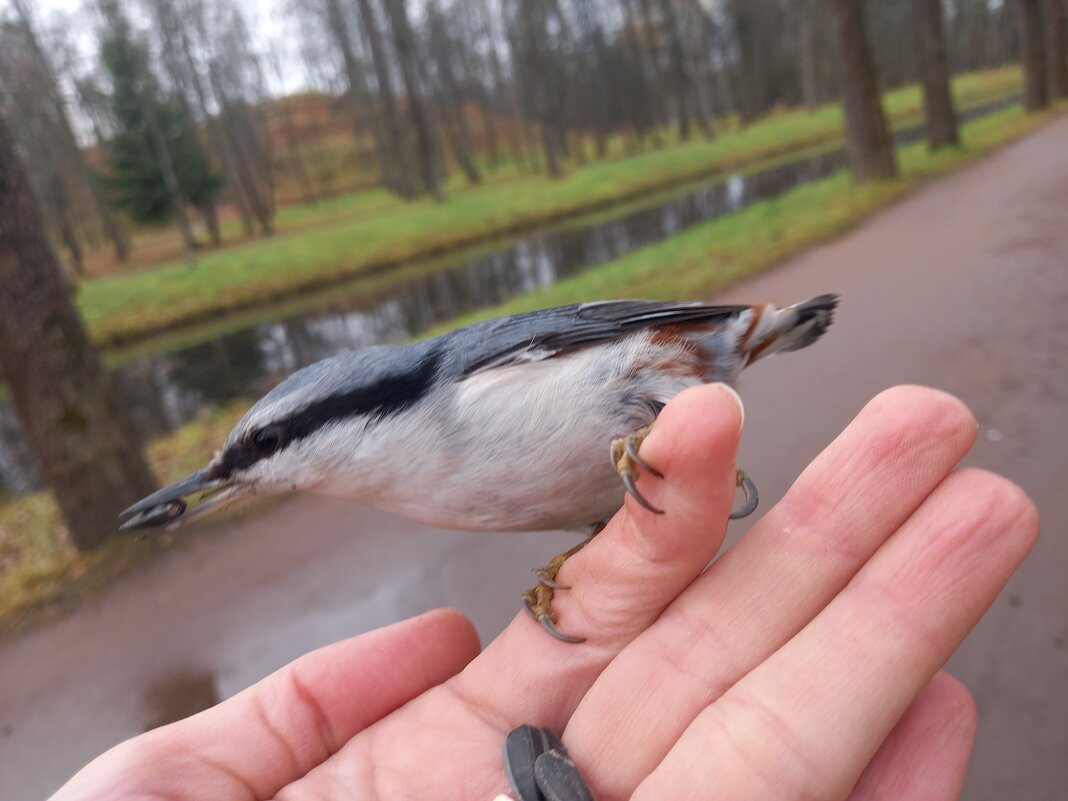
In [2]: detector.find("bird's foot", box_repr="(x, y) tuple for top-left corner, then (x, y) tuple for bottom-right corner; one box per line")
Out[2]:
(610, 424), (664, 515)
(730, 468), (759, 519)
(521, 536), (596, 644)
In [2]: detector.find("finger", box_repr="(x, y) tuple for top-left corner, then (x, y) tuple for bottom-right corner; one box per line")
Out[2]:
(633, 468), (1038, 801)
(281, 384), (744, 801)
(848, 672), (976, 801)
(568, 386), (977, 797)
(455, 382), (744, 726)
(52, 609), (480, 801)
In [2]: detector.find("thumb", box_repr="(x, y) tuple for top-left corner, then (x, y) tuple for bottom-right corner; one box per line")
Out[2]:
(453, 382), (744, 728)
(564, 381), (745, 641)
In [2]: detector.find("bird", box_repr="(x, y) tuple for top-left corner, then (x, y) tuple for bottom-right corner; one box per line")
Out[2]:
(120, 295), (837, 641)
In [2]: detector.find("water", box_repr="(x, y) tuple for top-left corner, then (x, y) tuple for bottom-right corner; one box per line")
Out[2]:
(0, 96), (1020, 493)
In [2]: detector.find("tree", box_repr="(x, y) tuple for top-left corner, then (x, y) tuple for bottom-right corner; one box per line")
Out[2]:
(1046, 0), (1068, 100)
(98, 3), (220, 258)
(354, 0), (418, 198)
(146, 0), (275, 238)
(826, 0), (898, 181)
(1015, 0), (1049, 111)
(425, 1), (482, 185)
(912, 0), (959, 148)
(1, 5), (131, 267)
(383, 0), (445, 199)
(724, 0), (797, 122)
(514, 0), (563, 177)
(0, 111), (157, 551)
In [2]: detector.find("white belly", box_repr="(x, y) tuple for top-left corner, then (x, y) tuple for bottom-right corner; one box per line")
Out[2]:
(351, 335), (706, 532)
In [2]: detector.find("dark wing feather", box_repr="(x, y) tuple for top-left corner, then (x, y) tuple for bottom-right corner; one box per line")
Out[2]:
(452, 300), (749, 376)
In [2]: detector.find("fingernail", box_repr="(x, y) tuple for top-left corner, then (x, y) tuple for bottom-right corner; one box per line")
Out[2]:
(713, 383), (745, 430)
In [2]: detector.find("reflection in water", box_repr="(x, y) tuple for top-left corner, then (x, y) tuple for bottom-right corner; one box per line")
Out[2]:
(0, 95), (1020, 493)
(142, 667), (220, 731)
(0, 404), (36, 494)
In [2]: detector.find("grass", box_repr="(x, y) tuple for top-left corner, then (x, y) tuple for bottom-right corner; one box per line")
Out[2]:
(1, 100), (1057, 636)
(429, 105), (1053, 328)
(75, 67), (1022, 347)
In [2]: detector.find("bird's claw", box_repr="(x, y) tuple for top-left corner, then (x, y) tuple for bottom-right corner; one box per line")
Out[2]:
(611, 426), (664, 515)
(729, 468), (759, 519)
(521, 542), (589, 643)
(624, 437), (663, 478)
(522, 584), (585, 644)
(532, 568), (569, 590)
(503, 725), (594, 801)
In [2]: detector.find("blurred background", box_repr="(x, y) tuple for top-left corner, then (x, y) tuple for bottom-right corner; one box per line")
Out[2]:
(0, 0), (1065, 799)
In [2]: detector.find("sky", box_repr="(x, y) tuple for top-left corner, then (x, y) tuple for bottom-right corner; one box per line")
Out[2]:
(26, 0), (311, 95)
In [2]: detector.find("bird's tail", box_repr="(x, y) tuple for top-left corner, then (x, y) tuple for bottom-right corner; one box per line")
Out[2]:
(740, 294), (838, 364)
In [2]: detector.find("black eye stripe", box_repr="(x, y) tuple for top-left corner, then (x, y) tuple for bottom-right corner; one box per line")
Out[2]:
(250, 425), (283, 455)
(211, 349), (441, 479)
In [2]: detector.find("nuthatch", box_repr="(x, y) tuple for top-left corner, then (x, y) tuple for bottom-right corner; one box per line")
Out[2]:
(120, 296), (837, 641)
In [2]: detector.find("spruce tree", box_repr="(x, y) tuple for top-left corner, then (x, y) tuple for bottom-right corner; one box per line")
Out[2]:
(99, 6), (219, 229)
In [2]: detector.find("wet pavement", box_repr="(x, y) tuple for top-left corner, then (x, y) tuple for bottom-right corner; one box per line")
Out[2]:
(2, 109), (1067, 800)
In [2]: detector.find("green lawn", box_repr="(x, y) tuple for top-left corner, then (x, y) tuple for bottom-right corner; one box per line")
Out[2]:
(433, 105), (1052, 329)
(2, 98), (1058, 636)
(76, 67), (1023, 347)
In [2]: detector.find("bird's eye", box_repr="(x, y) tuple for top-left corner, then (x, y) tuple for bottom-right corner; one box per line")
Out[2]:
(250, 425), (283, 455)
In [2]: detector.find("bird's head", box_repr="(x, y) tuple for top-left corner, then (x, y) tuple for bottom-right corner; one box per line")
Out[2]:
(119, 345), (443, 532)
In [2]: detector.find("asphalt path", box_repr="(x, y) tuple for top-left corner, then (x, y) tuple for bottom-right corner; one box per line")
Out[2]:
(1, 111), (1065, 801)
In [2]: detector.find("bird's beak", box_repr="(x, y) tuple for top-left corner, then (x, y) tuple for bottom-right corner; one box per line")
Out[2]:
(118, 467), (250, 532)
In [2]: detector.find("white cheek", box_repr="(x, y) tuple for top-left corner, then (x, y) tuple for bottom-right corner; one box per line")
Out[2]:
(240, 427), (358, 492)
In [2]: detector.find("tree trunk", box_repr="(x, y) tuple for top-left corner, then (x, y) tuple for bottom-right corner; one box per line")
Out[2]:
(657, 0), (693, 140)
(201, 204), (222, 247)
(142, 94), (196, 262)
(826, 0), (898, 181)
(0, 114), (156, 551)
(383, 0), (445, 200)
(1045, 0), (1068, 100)
(209, 71), (274, 236)
(355, 0), (417, 198)
(51, 177), (84, 276)
(488, 40), (525, 167)
(636, 0), (670, 132)
(283, 101), (317, 205)
(912, 0), (960, 148)
(517, 0), (562, 176)
(426, 1), (482, 184)
(90, 173), (131, 263)
(1015, 0), (1049, 110)
(619, 0), (655, 145)
(799, 0), (821, 109)
(13, 0), (130, 263)
(323, 0), (380, 180)
(174, 21), (255, 236)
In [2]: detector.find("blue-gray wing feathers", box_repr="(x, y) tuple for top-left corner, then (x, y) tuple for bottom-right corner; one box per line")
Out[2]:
(451, 300), (750, 375)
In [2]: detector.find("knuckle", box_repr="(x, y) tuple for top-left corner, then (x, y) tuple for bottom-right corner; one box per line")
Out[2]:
(645, 611), (740, 701)
(715, 690), (827, 800)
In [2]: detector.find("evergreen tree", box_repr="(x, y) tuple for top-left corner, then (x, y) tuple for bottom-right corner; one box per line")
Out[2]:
(99, 5), (220, 230)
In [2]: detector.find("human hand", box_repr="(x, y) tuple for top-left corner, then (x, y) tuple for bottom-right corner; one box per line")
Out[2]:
(51, 385), (1038, 801)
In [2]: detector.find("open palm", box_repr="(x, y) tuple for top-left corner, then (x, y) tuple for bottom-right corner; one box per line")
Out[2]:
(52, 385), (1038, 801)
